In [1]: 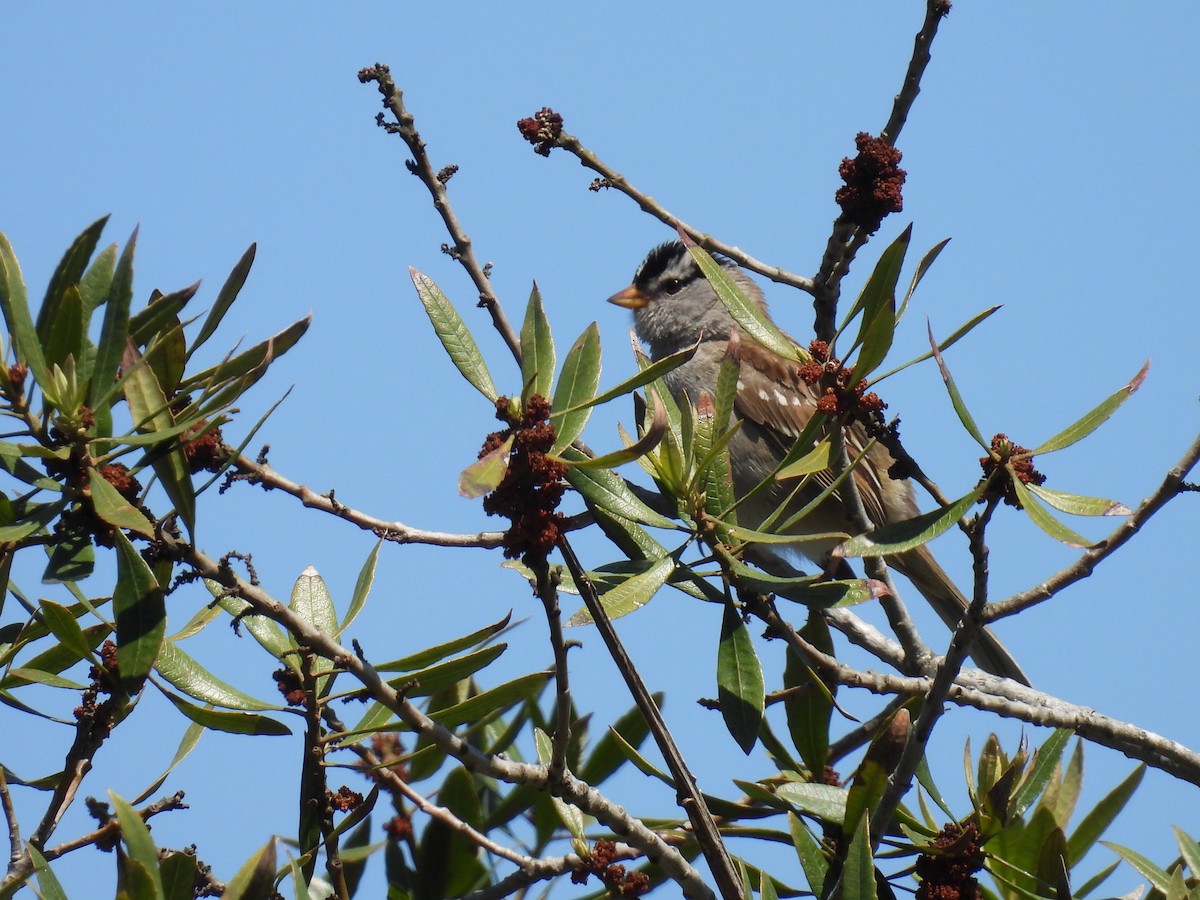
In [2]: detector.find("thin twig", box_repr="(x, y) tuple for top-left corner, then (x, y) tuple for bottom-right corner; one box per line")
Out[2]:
(986, 428), (1200, 621)
(175, 538), (715, 899)
(556, 536), (740, 900)
(531, 561), (574, 776)
(0, 767), (20, 869)
(358, 64), (522, 364)
(549, 130), (815, 295)
(811, 0), (950, 339)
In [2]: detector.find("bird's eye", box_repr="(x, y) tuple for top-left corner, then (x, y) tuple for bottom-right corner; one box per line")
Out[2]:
(661, 278), (684, 295)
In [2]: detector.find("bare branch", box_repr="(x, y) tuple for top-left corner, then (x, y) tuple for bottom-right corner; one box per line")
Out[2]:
(358, 63), (522, 364)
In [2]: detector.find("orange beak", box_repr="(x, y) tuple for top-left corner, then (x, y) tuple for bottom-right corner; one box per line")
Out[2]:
(607, 285), (650, 309)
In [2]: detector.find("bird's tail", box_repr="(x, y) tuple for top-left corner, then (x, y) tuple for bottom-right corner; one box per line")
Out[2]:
(892, 545), (1030, 686)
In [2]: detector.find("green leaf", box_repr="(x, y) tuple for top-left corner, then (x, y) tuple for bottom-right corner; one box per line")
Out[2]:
(190, 243), (256, 357)
(1010, 476), (1094, 547)
(717, 604), (764, 754)
(289, 565), (338, 637)
(129, 282), (199, 347)
(566, 554), (675, 625)
(121, 340), (195, 535)
(562, 446), (677, 529)
(723, 557), (879, 607)
(159, 849), (199, 900)
(1100, 840), (1172, 893)
(898, 237), (951, 320)
(79, 242), (117, 318)
(154, 642), (276, 710)
(110, 790), (165, 900)
(927, 320), (988, 448)
(775, 781), (848, 825)
(681, 233), (804, 362)
(550, 322), (602, 453)
(775, 439), (832, 481)
(783, 616), (834, 775)
(841, 489), (977, 557)
(430, 672), (551, 728)
(458, 434), (512, 498)
(88, 468), (155, 538)
(520, 282), (555, 403)
(145, 319), (188, 398)
(578, 693), (660, 787)
(177, 314), (311, 393)
(1026, 483), (1131, 517)
(221, 838), (278, 900)
(846, 225), (908, 384)
(1030, 360), (1149, 455)
(413, 766), (486, 899)
(842, 814), (876, 900)
(788, 812), (830, 895)
(551, 339), (700, 421)
(1173, 827), (1200, 879)
(0, 230), (49, 392)
(563, 391), (667, 470)
(113, 530), (165, 693)
(338, 539), (381, 637)
(160, 687), (291, 736)
(409, 267), (498, 403)
(131, 721), (205, 805)
(39, 216), (109, 340)
(1068, 765), (1145, 864)
(27, 844), (69, 900)
(872, 305), (1002, 383)
(373, 612), (511, 673)
(89, 226), (137, 410)
(1009, 728), (1072, 820)
(43, 286), (85, 371)
(379, 644), (507, 701)
(38, 598), (97, 661)
(4, 667), (85, 690)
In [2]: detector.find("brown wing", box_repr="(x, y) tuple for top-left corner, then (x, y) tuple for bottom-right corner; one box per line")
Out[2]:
(727, 330), (897, 528)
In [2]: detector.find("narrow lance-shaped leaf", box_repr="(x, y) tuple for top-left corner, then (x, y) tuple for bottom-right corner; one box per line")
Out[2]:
(550, 322), (601, 453)
(846, 225), (908, 384)
(783, 614), (835, 776)
(717, 603), (765, 754)
(113, 530), (166, 694)
(129, 282), (199, 347)
(897, 236), (951, 320)
(1026, 483), (1131, 517)
(39, 216), (109, 345)
(154, 641), (277, 711)
(189, 243), (256, 358)
(221, 838), (279, 900)
(1029, 360), (1149, 455)
(680, 228), (806, 361)
(842, 489), (977, 557)
(1009, 728), (1072, 820)
(87, 468), (155, 538)
(409, 267), (499, 402)
(337, 538), (381, 637)
(159, 687), (291, 737)
(927, 320), (988, 448)
(562, 391), (667, 469)
(566, 554), (675, 626)
(43, 286), (84, 371)
(79, 242), (117, 319)
(561, 445), (677, 529)
(89, 225), (137, 410)
(0, 230), (48, 391)
(121, 339), (195, 535)
(1009, 475), (1093, 548)
(131, 721), (205, 805)
(1068, 765), (1145, 864)
(109, 790), (165, 898)
(177, 314), (311, 394)
(842, 814), (877, 900)
(552, 339), (699, 420)
(872, 305), (1002, 383)
(520, 281), (555, 403)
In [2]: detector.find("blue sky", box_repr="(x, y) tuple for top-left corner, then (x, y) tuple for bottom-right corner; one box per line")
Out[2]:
(2, 4), (1198, 896)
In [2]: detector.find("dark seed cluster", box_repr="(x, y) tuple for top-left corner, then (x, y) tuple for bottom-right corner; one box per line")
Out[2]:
(835, 132), (906, 234)
(517, 107), (564, 156)
(915, 822), (985, 900)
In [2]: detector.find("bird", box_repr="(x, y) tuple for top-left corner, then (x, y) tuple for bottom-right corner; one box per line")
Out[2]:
(608, 240), (1029, 685)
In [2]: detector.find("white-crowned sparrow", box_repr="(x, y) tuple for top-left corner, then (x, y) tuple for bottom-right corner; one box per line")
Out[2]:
(609, 240), (1029, 685)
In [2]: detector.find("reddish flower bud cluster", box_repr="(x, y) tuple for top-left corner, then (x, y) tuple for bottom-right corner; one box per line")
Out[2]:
(100, 463), (141, 502)
(182, 420), (224, 473)
(570, 839), (650, 896)
(480, 395), (568, 564)
(273, 667), (306, 706)
(800, 341), (887, 417)
(979, 433), (1045, 508)
(835, 132), (906, 234)
(7, 363), (27, 388)
(517, 107), (564, 156)
(329, 785), (363, 813)
(915, 822), (985, 900)
(384, 814), (413, 841)
(74, 640), (118, 741)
